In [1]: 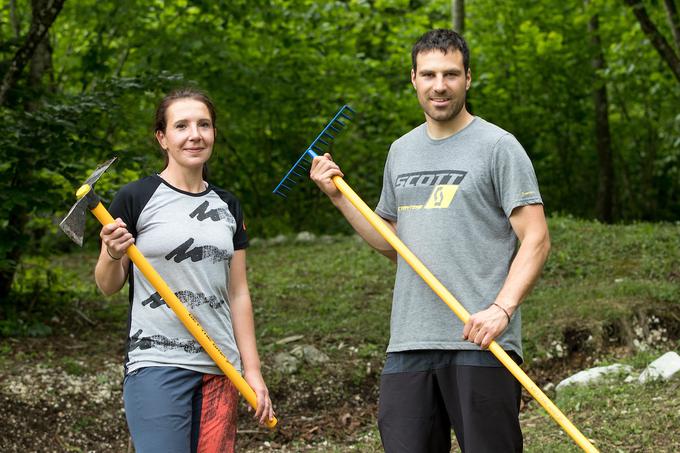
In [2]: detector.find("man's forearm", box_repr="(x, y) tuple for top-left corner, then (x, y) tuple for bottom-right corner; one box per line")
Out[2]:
(494, 232), (551, 315)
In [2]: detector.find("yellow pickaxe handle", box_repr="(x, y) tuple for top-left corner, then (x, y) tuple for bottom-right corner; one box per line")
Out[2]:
(79, 186), (277, 429)
(331, 175), (597, 453)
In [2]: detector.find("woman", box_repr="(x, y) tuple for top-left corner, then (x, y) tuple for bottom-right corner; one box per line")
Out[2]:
(95, 88), (273, 453)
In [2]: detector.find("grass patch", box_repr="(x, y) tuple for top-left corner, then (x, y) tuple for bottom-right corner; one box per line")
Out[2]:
(522, 217), (679, 360)
(522, 348), (680, 452)
(247, 236), (393, 350)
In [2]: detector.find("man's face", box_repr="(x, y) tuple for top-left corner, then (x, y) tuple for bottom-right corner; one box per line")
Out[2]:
(411, 49), (471, 123)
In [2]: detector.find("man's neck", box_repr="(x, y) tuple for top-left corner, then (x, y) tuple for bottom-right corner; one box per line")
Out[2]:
(425, 110), (474, 140)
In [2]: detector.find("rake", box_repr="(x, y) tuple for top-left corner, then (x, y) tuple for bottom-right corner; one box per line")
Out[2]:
(273, 105), (598, 453)
(273, 105), (355, 198)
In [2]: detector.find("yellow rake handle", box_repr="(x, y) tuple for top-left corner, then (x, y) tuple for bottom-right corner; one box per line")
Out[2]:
(89, 199), (277, 429)
(332, 175), (597, 452)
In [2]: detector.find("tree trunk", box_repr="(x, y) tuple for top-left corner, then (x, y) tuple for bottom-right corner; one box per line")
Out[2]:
(588, 9), (615, 223)
(0, 0), (65, 106)
(452, 0), (465, 34)
(623, 0), (680, 84)
(0, 0), (56, 302)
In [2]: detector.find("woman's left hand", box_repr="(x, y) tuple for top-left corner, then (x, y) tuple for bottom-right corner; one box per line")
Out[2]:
(244, 369), (274, 425)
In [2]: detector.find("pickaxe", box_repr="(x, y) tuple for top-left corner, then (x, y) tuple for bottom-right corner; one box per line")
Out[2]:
(60, 157), (277, 429)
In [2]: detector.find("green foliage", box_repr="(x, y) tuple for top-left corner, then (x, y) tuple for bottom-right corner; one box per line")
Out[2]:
(0, 252), (125, 338)
(0, 74), (181, 301)
(1, 0), (679, 305)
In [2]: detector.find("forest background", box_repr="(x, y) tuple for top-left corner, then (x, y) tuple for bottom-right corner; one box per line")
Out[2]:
(1, 0), (680, 451)
(1, 0), (680, 304)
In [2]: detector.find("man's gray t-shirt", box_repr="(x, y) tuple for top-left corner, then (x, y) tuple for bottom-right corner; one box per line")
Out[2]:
(109, 175), (248, 375)
(375, 117), (542, 359)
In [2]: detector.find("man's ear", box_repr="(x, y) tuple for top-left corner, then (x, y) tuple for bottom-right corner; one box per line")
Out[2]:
(466, 68), (471, 91)
(411, 68), (417, 90)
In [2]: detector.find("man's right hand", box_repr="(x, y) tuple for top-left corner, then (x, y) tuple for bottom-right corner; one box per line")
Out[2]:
(310, 153), (344, 201)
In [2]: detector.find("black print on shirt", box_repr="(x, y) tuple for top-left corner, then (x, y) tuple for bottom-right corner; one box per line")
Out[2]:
(141, 290), (226, 309)
(141, 292), (165, 309)
(127, 329), (203, 353)
(190, 201), (233, 223)
(165, 238), (232, 264)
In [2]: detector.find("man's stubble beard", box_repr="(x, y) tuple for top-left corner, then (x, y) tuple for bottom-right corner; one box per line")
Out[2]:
(422, 94), (467, 124)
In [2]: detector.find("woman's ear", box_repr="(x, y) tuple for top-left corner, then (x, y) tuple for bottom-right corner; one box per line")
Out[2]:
(155, 130), (167, 150)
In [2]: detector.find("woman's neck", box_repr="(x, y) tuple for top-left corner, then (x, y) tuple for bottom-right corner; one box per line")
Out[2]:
(159, 167), (206, 193)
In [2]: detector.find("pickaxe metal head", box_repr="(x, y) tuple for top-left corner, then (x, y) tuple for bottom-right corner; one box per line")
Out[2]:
(59, 157), (117, 246)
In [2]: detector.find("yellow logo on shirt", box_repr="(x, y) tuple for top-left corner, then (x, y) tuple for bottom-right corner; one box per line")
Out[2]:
(423, 185), (459, 209)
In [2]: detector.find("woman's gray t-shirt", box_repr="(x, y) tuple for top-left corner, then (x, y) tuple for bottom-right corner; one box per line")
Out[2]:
(109, 175), (248, 375)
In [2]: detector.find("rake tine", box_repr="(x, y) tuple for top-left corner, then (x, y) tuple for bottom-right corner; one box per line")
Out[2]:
(273, 104), (355, 197)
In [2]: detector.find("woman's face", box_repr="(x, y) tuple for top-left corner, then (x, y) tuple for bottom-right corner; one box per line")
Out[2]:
(156, 98), (215, 172)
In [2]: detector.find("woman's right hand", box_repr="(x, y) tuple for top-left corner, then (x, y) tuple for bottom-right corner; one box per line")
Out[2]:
(100, 218), (134, 260)
(310, 153), (344, 200)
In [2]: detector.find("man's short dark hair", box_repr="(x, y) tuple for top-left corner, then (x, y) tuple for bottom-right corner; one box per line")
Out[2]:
(411, 29), (470, 72)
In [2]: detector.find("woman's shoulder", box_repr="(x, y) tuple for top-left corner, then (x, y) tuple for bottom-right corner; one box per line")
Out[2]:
(208, 184), (242, 204)
(115, 174), (162, 198)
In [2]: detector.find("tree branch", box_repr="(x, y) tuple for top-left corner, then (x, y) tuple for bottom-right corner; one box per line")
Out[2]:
(664, 0), (680, 52)
(452, 0), (465, 35)
(10, 0), (21, 39)
(0, 0), (66, 106)
(623, 0), (680, 84)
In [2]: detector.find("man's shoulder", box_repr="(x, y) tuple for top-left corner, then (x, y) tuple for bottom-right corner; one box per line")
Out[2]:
(470, 117), (513, 142)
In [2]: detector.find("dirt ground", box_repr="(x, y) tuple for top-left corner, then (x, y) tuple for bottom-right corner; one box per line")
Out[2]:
(0, 327), (384, 453)
(0, 324), (605, 453)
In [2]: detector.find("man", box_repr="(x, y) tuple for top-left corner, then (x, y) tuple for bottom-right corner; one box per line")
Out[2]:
(310, 29), (550, 452)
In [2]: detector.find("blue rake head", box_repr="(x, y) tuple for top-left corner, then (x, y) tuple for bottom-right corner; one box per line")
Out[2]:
(273, 105), (355, 198)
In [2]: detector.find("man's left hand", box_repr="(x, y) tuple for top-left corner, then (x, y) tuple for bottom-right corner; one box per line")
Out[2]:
(462, 304), (511, 349)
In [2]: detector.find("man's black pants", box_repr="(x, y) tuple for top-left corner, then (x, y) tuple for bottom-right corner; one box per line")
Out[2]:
(378, 363), (523, 452)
